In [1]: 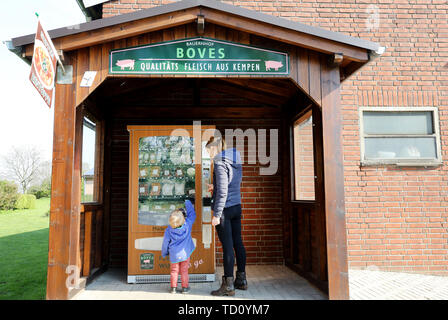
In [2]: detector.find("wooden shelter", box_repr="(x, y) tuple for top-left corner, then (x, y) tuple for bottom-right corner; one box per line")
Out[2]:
(9, 0), (383, 300)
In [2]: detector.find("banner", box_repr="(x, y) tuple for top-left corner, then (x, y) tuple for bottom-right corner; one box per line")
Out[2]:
(29, 20), (58, 108)
(109, 37), (289, 75)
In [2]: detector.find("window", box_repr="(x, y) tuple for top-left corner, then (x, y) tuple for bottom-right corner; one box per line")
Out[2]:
(82, 115), (97, 203)
(292, 110), (315, 201)
(360, 107), (442, 166)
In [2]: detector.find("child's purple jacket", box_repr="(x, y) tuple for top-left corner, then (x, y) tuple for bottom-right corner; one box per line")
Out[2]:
(161, 200), (196, 263)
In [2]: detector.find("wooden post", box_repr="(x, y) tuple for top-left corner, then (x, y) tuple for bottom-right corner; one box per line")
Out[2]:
(46, 54), (77, 300)
(69, 104), (83, 285)
(83, 211), (92, 277)
(320, 56), (350, 300)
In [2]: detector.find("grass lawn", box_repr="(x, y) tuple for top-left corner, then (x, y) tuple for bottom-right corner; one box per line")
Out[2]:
(0, 198), (50, 300)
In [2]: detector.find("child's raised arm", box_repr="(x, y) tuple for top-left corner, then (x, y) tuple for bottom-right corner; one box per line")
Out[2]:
(184, 199), (196, 227)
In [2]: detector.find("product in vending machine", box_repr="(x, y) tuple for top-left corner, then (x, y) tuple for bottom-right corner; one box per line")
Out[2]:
(163, 168), (171, 177)
(162, 182), (175, 196)
(187, 167), (195, 177)
(150, 166), (161, 178)
(149, 151), (157, 164)
(139, 167), (149, 179)
(174, 181), (185, 196)
(150, 183), (161, 196)
(139, 183), (149, 197)
(175, 167), (184, 178)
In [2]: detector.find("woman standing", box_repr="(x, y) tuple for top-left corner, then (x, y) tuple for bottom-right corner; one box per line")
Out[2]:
(206, 136), (247, 296)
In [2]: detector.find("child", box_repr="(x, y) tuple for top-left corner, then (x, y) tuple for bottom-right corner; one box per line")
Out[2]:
(161, 199), (196, 294)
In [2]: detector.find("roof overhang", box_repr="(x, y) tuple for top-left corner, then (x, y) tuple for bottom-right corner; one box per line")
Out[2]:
(7, 0), (384, 80)
(75, 0), (103, 21)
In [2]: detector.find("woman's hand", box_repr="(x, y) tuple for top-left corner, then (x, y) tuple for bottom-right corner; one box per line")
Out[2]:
(207, 184), (214, 193)
(212, 216), (220, 226)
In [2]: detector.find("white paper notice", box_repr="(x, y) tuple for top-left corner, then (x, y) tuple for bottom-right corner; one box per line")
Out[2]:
(202, 225), (212, 249)
(202, 206), (211, 223)
(80, 71), (97, 87)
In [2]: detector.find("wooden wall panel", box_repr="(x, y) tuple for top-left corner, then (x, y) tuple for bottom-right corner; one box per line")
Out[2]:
(88, 45), (103, 95)
(297, 48), (310, 94)
(75, 48), (90, 107)
(308, 54), (322, 107)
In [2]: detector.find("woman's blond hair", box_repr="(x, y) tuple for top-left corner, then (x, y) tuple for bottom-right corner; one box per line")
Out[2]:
(169, 210), (185, 229)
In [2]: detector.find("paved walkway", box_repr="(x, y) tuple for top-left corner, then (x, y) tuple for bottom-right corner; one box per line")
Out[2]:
(349, 269), (448, 300)
(71, 265), (448, 300)
(72, 265), (327, 300)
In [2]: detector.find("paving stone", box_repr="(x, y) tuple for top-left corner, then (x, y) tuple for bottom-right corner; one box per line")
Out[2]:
(71, 266), (448, 300)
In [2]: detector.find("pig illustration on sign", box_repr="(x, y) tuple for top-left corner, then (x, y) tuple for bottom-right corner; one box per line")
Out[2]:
(265, 60), (283, 71)
(116, 59), (135, 70)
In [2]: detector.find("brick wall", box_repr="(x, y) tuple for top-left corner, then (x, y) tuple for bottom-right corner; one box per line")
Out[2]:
(102, 0), (448, 275)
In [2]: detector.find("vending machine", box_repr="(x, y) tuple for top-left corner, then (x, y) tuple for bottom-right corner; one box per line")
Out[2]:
(127, 125), (215, 283)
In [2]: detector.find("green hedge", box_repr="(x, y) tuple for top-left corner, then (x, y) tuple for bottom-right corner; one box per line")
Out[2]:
(0, 181), (19, 211)
(15, 194), (37, 210)
(28, 179), (51, 199)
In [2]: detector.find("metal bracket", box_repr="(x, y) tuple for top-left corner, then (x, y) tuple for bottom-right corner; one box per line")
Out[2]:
(57, 49), (65, 62)
(197, 15), (205, 35)
(56, 65), (73, 84)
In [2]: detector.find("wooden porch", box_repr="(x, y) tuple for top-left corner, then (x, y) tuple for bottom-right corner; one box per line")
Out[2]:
(8, 0), (383, 300)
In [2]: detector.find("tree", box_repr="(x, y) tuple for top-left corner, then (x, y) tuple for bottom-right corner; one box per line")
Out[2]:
(2, 146), (42, 194)
(0, 180), (19, 210)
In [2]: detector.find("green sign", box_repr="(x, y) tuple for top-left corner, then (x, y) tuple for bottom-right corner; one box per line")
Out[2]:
(140, 253), (154, 270)
(109, 37), (289, 75)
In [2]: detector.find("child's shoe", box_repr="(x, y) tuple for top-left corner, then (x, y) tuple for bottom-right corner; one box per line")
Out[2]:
(181, 287), (190, 294)
(169, 287), (177, 294)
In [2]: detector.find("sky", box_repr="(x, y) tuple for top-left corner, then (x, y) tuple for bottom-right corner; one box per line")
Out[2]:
(0, 0), (87, 166)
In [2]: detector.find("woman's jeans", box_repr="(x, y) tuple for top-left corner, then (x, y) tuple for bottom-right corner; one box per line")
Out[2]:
(216, 204), (246, 278)
(170, 257), (190, 288)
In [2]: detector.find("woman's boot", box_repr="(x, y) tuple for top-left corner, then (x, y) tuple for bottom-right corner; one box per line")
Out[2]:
(211, 276), (235, 296)
(234, 271), (248, 290)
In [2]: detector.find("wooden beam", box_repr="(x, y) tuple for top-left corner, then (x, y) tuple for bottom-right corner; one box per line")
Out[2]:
(312, 103), (328, 283)
(46, 53), (77, 300)
(68, 104), (83, 287)
(320, 55), (349, 300)
(82, 211), (92, 277)
(201, 8), (369, 63)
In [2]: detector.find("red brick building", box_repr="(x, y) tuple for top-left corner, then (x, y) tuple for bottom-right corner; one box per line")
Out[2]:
(8, 0), (447, 300)
(92, 0), (448, 276)
(88, 0), (448, 275)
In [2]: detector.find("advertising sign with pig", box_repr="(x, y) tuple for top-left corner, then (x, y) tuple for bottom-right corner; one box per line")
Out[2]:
(109, 37), (289, 75)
